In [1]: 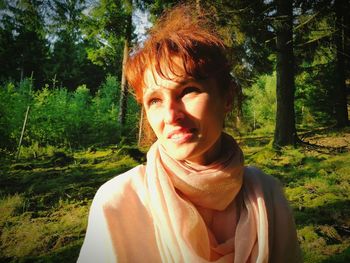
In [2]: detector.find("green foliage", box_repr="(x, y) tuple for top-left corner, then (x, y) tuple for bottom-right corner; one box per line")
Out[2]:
(241, 59), (340, 132)
(0, 76), (140, 152)
(19, 142), (61, 159)
(293, 3), (349, 128)
(0, 79), (34, 150)
(0, 0), (105, 91)
(202, 0), (275, 86)
(81, 0), (133, 75)
(0, 0), (48, 86)
(29, 87), (70, 146)
(67, 85), (94, 145)
(295, 52), (336, 128)
(0, 0), (347, 134)
(90, 76), (123, 145)
(242, 73), (276, 134)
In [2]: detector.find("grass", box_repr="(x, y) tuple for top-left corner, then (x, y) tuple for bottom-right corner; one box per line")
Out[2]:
(0, 146), (139, 262)
(0, 128), (349, 262)
(239, 128), (350, 262)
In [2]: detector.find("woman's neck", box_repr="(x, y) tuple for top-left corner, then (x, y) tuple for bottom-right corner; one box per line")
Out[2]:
(184, 134), (224, 167)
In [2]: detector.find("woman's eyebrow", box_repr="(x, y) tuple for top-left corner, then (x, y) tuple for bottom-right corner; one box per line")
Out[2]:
(176, 78), (197, 86)
(143, 89), (159, 99)
(143, 78), (200, 100)
(145, 79), (194, 93)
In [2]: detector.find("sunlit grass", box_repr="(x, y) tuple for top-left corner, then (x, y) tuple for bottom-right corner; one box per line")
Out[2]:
(241, 135), (350, 262)
(0, 146), (139, 262)
(0, 194), (24, 227)
(0, 130), (349, 262)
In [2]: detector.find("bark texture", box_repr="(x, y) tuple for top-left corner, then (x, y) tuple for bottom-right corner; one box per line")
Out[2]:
(273, 0), (297, 147)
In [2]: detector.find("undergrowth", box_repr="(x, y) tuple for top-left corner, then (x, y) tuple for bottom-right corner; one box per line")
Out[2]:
(0, 146), (140, 262)
(241, 131), (350, 263)
(0, 129), (349, 262)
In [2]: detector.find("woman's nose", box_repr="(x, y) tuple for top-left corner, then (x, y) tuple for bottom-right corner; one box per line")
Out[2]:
(163, 101), (184, 124)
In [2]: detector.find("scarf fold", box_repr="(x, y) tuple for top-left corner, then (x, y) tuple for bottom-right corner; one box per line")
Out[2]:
(145, 133), (269, 262)
(159, 133), (244, 211)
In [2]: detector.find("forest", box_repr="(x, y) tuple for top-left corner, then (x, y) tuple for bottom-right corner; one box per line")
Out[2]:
(0, 0), (349, 262)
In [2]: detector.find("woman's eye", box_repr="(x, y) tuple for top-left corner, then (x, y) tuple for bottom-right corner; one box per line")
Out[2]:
(181, 86), (200, 96)
(148, 98), (161, 106)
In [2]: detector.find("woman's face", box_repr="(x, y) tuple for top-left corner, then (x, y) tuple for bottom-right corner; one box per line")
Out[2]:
(143, 64), (231, 165)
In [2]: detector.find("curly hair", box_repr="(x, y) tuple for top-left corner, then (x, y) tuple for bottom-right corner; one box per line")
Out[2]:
(125, 4), (233, 103)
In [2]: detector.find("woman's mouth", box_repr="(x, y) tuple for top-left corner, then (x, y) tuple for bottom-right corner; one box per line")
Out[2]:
(167, 128), (195, 144)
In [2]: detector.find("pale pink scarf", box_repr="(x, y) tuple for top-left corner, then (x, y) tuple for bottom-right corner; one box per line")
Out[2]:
(145, 133), (269, 262)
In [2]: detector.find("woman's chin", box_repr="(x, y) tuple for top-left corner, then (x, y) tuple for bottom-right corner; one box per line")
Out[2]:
(161, 134), (223, 165)
(163, 143), (197, 162)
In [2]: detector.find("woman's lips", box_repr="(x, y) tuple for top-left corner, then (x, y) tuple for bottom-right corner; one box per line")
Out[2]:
(167, 128), (195, 144)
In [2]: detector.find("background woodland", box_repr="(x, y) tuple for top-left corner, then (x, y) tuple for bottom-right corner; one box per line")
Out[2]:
(0, 0), (349, 262)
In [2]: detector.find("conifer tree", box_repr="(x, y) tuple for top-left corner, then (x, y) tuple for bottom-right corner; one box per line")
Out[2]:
(273, 0), (297, 146)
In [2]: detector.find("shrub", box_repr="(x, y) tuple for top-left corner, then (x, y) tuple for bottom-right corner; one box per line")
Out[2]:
(0, 75), (139, 153)
(242, 73), (276, 134)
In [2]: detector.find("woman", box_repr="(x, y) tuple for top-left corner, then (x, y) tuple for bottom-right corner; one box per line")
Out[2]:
(78, 5), (301, 263)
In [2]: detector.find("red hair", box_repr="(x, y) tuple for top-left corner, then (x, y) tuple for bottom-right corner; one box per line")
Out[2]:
(125, 4), (232, 103)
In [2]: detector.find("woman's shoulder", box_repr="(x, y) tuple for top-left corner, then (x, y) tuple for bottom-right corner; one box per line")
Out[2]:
(99, 164), (146, 190)
(243, 166), (281, 189)
(243, 166), (287, 202)
(244, 167), (301, 262)
(92, 164), (147, 207)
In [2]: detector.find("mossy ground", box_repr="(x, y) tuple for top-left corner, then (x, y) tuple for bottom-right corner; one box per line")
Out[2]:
(239, 127), (350, 262)
(0, 128), (349, 262)
(0, 146), (140, 262)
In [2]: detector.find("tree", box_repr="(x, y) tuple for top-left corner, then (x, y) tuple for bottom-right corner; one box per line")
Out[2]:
(82, 0), (135, 133)
(293, 0), (349, 128)
(0, 0), (48, 87)
(273, 0), (297, 147)
(118, 0), (132, 129)
(334, 0), (349, 127)
(82, 0), (125, 75)
(46, 0), (104, 91)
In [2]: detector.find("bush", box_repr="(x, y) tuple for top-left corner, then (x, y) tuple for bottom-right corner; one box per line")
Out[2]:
(0, 79), (34, 150)
(242, 73), (276, 133)
(0, 76), (138, 153)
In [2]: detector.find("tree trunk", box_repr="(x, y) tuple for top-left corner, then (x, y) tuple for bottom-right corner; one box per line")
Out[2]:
(196, 0), (201, 13)
(273, 0), (297, 147)
(334, 0), (349, 127)
(16, 106), (30, 160)
(118, 2), (133, 134)
(138, 107), (144, 147)
(236, 83), (243, 125)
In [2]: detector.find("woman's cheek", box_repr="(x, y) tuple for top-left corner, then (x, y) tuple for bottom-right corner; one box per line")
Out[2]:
(189, 99), (208, 117)
(147, 109), (163, 129)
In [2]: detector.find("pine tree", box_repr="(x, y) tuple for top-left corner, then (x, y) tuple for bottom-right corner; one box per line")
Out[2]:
(273, 0), (297, 146)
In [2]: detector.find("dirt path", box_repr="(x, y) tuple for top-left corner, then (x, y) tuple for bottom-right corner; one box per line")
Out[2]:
(301, 128), (350, 151)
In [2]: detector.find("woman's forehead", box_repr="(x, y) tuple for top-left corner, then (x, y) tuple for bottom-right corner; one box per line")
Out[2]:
(152, 56), (186, 77)
(143, 68), (192, 94)
(143, 61), (192, 89)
